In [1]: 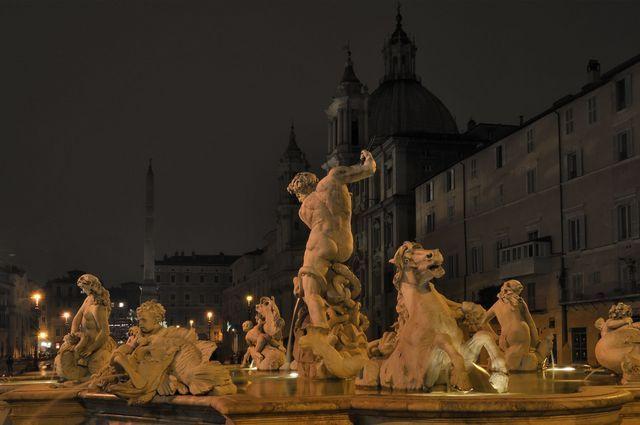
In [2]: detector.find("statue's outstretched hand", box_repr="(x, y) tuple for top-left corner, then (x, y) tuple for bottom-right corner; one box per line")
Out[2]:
(360, 150), (373, 163)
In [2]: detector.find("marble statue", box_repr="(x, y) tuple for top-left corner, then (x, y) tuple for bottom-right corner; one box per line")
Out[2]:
(54, 274), (116, 381)
(241, 296), (286, 370)
(287, 150), (375, 379)
(90, 300), (236, 404)
(595, 302), (640, 384)
(480, 280), (553, 371)
(358, 242), (508, 393)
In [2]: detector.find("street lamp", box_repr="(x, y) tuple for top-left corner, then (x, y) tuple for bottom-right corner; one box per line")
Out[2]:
(62, 311), (71, 334)
(189, 319), (194, 328)
(206, 311), (214, 341)
(30, 292), (43, 370)
(246, 295), (254, 319)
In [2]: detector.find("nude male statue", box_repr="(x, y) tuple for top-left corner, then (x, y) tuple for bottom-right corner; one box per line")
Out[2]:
(287, 150), (376, 331)
(480, 280), (542, 371)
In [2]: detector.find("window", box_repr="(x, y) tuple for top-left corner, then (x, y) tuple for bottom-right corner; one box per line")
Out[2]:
(445, 169), (455, 192)
(470, 246), (483, 273)
(199, 275), (204, 283)
(527, 282), (536, 310)
(567, 215), (586, 251)
(587, 96), (597, 124)
(496, 238), (509, 267)
(589, 271), (601, 285)
(616, 75), (632, 111)
(565, 108), (574, 135)
(384, 213), (393, 247)
(470, 159), (478, 178)
(170, 294), (176, 306)
(199, 294), (205, 304)
(571, 327), (587, 362)
(526, 128), (534, 153)
(372, 218), (381, 249)
(495, 145), (504, 168)
(185, 275), (190, 283)
(425, 182), (434, 202)
(526, 169), (536, 194)
(214, 275), (219, 283)
(446, 254), (458, 278)
(425, 212), (435, 233)
(616, 129), (632, 161)
(184, 294), (190, 306)
(155, 274), (160, 283)
(170, 274), (175, 283)
(385, 165), (393, 191)
(527, 230), (539, 241)
(351, 117), (359, 146)
(447, 199), (455, 220)
(571, 274), (584, 299)
(566, 151), (581, 180)
(615, 202), (638, 241)
(619, 259), (636, 290)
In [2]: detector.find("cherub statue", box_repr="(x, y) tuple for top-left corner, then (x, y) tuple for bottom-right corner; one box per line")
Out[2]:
(241, 296), (286, 370)
(54, 274), (116, 381)
(287, 150), (375, 379)
(480, 280), (553, 371)
(90, 300), (236, 404)
(595, 302), (640, 384)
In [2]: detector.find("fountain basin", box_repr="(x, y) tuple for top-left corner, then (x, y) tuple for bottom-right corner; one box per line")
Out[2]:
(1, 369), (639, 424)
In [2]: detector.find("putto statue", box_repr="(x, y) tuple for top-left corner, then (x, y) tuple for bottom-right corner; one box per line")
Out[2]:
(480, 280), (553, 372)
(595, 302), (640, 384)
(90, 300), (236, 404)
(241, 296), (286, 370)
(287, 150), (375, 379)
(54, 274), (116, 381)
(358, 242), (508, 393)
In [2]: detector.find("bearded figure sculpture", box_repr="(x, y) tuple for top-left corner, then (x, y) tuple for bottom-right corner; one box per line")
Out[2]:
(54, 274), (116, 381)
(357, 242), (508, 393)
(595, 302), (640, 384)
(480, 280), (553, 372)
(90, 300), (236, 404)
(287, 150), (375, 379)
(241, 296), (286, 371)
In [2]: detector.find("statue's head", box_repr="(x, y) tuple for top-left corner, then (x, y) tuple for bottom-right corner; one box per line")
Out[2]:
(389, 242), (445, 288)
(256, 296), (280, 321)
(241, 320), (253, 333)
(498, 280), (523, 307)
(77, 274), (111, 307)
(609, 302), (632, 319)
(287, 172), (318, 202)
(136, 300), (165, 334)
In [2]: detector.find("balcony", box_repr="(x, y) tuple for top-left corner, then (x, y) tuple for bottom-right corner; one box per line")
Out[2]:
(498, 239), (552, 279)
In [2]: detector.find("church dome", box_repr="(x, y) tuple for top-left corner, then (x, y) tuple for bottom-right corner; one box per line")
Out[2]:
(367, 7), (459, 138)
(368, 79), (458, 137)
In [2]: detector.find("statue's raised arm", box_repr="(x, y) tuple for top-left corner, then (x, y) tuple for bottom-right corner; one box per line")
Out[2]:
(328, 150), (376, 184)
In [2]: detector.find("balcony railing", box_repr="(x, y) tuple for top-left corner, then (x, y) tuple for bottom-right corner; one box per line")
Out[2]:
(562, 281), (640, 304)
(498, 239), (552, 279)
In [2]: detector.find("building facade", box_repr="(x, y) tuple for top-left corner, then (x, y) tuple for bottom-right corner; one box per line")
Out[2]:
(0, 265), (41, 358)
(415, 55), (640, 365)
(154, 252), (238, 340)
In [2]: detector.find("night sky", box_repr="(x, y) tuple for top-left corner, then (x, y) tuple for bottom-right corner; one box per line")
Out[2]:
(1, 0), (639, 285)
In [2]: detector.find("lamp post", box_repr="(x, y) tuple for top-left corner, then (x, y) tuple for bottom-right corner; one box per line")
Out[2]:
(246, 295), (253, 320)
(62, 311), (71, 334)
(206, 311), (214, 341)
(30, 292), (42, 370)
(189, 319), (194, 329)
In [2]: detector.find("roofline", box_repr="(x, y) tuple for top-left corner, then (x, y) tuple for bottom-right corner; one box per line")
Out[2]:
(413, 52), (640, 190)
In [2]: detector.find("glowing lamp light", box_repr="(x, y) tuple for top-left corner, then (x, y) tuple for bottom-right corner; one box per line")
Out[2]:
(246, 295), (253, 306)
(38, 331), (48, 339)
(206, 311), (213, 321)
(62, 311), (71, 320)
(118, 302), (125, 308)
(31, 292), (43, 306)
(189, 319), (194, 328)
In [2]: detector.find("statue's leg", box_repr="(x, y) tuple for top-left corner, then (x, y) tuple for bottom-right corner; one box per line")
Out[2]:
(433, 333), (471, 391)
(300, 264), (330, 330)
(505, 343), (528, 371)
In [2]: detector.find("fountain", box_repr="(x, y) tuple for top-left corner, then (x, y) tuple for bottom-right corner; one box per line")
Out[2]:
(2, 152), (640, 424)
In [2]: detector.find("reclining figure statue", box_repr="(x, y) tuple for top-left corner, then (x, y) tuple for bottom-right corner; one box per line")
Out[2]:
(241, 296), (286, 370)
(287, 150), (375, 379)
(90, 300), (236, 404)
(358, 242), (508, 393)
(54, 274), (116, 381)
(595, 302), (640, 384)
